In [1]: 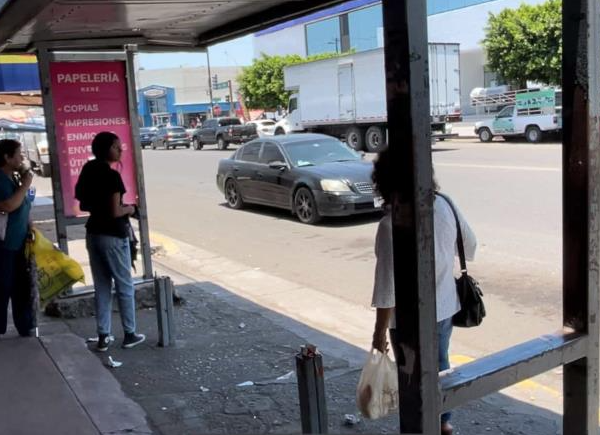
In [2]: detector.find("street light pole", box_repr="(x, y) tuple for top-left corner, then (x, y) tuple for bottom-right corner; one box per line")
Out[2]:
(206, 49), (214, 118)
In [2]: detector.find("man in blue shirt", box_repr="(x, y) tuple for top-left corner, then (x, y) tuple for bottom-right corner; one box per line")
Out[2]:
(0, 139), (34, 336)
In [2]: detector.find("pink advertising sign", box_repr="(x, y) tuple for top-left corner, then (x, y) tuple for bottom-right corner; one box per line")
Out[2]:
(50, 61), (138, 217)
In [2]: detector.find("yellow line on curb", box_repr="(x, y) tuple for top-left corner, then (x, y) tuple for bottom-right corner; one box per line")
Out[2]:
(149, 231), (180, 255)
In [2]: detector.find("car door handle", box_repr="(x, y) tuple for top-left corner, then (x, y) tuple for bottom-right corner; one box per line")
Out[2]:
(256, 172), (264, 179)
(233, 166), (240, 172)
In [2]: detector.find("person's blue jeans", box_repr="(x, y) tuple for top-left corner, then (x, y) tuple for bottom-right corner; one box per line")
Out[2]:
(390, 317), (454, 425)
(86, 234), (135, 336)
(0, 246), (34, 336)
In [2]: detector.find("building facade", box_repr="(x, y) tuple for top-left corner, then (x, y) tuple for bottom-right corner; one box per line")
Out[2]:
(136, 65), (243, 126)
(253, 0), (548, 115)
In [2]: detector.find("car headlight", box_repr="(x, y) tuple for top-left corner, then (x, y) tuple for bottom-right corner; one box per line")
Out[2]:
(38, 146), (48, 155)
(320, 179), (351, 192)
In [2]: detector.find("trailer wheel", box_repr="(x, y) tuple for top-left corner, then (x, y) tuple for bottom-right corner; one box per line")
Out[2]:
(345, 126), (365, 151)
(365, 126), (387, 153)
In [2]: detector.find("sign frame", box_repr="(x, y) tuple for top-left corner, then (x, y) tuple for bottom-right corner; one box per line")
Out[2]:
(37, 46), (153, 280)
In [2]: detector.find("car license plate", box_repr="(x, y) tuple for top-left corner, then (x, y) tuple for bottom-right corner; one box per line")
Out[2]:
(373, 196), (384, 208)
(242, 135), (248, 139)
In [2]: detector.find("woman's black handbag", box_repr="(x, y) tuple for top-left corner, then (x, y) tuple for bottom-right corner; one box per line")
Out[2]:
(437, 193), (486, 328)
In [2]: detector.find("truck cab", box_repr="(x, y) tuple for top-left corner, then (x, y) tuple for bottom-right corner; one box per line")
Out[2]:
(274, 94), (301, 135)
(475, 105), (560, 143)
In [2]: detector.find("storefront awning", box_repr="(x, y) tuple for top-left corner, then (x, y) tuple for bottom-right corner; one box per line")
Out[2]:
(0, 0), (346, 52)
(0, 93), (42, 106)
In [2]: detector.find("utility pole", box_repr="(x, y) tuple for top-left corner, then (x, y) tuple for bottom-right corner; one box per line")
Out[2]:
(206, 50), (214, 118)
(228, 80), (234, 116)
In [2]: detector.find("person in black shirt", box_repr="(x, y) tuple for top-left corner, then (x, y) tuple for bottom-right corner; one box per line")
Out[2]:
(75, 132), (145, 351)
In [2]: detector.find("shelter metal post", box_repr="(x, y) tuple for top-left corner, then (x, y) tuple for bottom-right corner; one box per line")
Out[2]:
(381, 0), (439, 433)
(126, 47), (153, 280)
(36, 45), (69, 255)
(562, 0), (600, 432)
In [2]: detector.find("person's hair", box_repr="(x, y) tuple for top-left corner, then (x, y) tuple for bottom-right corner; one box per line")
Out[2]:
(0, 139), (21, 167)
(91, 131), (119, 160)
(372, 147), (440, 207)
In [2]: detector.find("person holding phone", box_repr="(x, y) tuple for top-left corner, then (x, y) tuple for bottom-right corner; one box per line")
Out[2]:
(0, 139), (34, 337)
(75, 131), (145, 352)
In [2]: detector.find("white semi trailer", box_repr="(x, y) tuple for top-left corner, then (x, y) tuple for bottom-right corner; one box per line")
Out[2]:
(275, 44), (461, 152)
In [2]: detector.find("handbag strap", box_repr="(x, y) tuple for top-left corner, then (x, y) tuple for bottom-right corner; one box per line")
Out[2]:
(435, 192), (467, 274)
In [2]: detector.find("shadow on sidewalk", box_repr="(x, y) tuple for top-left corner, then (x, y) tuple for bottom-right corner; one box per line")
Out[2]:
(56, 279), (566, 435)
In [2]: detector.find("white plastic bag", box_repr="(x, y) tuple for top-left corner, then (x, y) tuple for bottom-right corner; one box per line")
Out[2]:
(356, 348), (399, 419)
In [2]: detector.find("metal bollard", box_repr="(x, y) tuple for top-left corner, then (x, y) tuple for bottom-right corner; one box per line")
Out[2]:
(296, 344), (328, 434)
(154, 275), (176, 347)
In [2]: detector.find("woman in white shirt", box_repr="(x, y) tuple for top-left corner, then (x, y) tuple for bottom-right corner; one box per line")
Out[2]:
(370, 148), (476, 435)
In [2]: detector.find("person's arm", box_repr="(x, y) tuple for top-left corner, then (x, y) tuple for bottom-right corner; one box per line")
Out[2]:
(372, 308), (393, 353)
(371, 217), (395, 353)
(0, 171), (32, 213)
(110, 192), (134, 218)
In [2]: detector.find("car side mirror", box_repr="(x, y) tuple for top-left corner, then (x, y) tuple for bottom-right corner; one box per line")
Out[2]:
(269, 161), (287, 170)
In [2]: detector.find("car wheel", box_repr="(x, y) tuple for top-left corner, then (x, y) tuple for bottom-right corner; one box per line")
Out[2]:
(164, 141), (171, 150)
(294, 187), (321, 225)
(365, 126), (387, 153)
(192, 138), (203, 150)
(525, 125), (542, 143)
(345, 126), (365, 151)
(217, 136), (229, 150)
(151, 141), (157, 150)
(478, 127), (493, 143)
(225, 179), (244, 209)
(274, 128), (285, 135)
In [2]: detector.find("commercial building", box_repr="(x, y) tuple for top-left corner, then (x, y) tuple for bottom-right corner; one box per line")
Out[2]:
(253, 0), (548, 115)
(136, 65), (242, 127)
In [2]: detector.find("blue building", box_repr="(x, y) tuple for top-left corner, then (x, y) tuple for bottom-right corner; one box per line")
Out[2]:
(0, 55), (40, 92)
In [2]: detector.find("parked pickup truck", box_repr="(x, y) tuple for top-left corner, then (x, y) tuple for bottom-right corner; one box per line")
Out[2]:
(191, 117), (257, 150)
(475, 105), (561, 143)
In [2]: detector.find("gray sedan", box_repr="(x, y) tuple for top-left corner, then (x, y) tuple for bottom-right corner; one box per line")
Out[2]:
(216, 133), (383, 224)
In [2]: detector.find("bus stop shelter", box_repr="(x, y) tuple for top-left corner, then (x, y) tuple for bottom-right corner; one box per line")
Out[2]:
(0, 1), (597, 433)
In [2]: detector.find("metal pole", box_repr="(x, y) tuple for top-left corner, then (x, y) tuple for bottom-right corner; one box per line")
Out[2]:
(207, 50), (214, 118)
(228, 80), (234, 116)
(381, 0), (440, 433)
(125, 47), (153, 280)
(36, 45), (70, 255)
(562, 0), (600, 432)
(296, 345), (328, 434)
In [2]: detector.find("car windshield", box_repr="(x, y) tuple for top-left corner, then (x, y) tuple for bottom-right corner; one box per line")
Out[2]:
(140, 128), (155, 134)
(219, 118), (241, 126)
(168, 127), (186, 133)
(259, 121), (276, 126)
(283, 138), (361, 167)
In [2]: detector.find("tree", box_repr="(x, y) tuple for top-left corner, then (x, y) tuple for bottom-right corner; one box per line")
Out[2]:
(238, 52), (341, 110)
(482, 0), (561, 89)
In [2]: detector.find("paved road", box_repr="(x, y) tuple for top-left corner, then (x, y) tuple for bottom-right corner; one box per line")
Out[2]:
(140, 139), (563, 323)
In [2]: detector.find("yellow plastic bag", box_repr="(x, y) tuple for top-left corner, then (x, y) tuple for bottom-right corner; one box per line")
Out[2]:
(25, 229), (85, 306)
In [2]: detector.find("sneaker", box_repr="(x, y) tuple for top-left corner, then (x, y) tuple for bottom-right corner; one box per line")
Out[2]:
(97, 334), (111, 352)
(122, 332), (146, 349)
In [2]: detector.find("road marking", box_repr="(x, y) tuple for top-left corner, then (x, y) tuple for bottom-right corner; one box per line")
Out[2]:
(149, 231), (180, 255)
(436, 162), (560, 172)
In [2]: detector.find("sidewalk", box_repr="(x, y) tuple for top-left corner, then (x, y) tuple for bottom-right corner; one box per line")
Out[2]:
(0, 199), (563, 435)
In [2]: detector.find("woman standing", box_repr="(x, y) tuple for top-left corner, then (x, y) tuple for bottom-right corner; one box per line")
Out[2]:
(75, 131), (145, 352)
(0, 139), (34, 337)
(370, 149), (476, 435)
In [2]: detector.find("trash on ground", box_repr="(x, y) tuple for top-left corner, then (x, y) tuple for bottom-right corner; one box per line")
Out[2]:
(276, 370), (294, 381)
(107, 356), (123, 368)
(200, 386), (210, 392)
(344, 414), (361, 425)
(237, 381), (254, 387)
(238, 322), (246, 329)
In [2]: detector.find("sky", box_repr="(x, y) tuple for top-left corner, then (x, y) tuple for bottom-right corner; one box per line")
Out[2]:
(137, 35), (254, 69)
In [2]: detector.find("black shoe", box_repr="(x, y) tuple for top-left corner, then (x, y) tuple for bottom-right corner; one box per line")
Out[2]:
(122, 332), (145, 349)
(97, 334), (110, 352)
